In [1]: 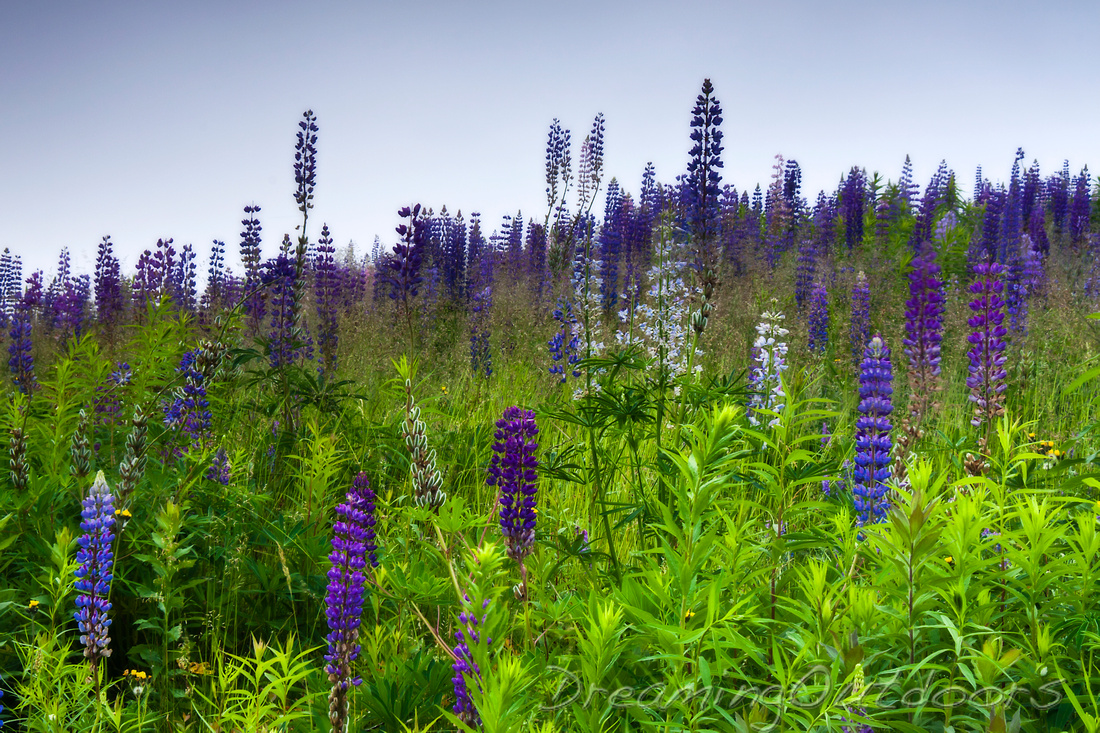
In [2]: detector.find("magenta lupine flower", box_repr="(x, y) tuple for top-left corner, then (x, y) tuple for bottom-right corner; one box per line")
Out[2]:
(903, 245), (945, 419)
(74, 472), (116, 667)
(852, 336), (893, 526)
(324, 472), (378, 733)
(488, 407), (539, 563)
(966, 262), (1008, 430)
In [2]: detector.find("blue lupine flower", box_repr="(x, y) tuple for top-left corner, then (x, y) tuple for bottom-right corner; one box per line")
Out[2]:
(852, 336), (893, 525)
(324, 472), (378, 733)
(74, 471), (116, 666)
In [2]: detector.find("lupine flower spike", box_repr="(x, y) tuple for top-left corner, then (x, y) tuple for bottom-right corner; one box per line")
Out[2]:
(74, 471), (116, 685)
(452, 597), (490, 728)
(966, 261), (1008, 435)
(748, 310), (789, 428)
(402, 379), (445, 508)
(488, 407), (539, 598)
(852, 336), (893, 526)
(324, 472), (377, 733)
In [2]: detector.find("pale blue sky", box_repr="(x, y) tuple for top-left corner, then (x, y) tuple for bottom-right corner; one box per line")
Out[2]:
(3, 1), (1097, 277)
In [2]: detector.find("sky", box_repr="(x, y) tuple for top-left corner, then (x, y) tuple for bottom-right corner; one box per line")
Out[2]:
(3, 0), (1098, 279)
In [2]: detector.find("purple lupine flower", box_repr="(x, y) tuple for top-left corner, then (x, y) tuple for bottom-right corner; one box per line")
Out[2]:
(807, 282), (829, 353)
(852, 335), (893, 526)
(548, 298), (582, 383)
(324, 472), (377, 733)
(452, 598), (490, 727)
(685, 78), (724, 273)
(0, 682), (4, 727)
(171, 243), (198, 312)
(162, 349), (212, 455)
(908, 161), (951, 252)
(794, 238), (817, 312)
(74, 471), (116, 667)
(488, 407), (539, 564)
(8, 273), (42, 395)
(902, 245), (945, 420)
(263, 251), (300, 369)
(1069, 165), (1091, 245)
(0, 249), (21, 327)
(966, 261), (1008, 430)
(294, 110), (319, 233)
(841, 166), (866, 250)
(839, 708), (873, 733)
(94, 236), (124, 328)
(1049, 162), (1070, 233)
(314, 224), (339, 378)
(849, 271), (871, 365)
(469, 285), (493, 379)
(599, 180), (624, 312)
(205, 448), (231, 485)
(387, 204), (427, 303)
(240, 205), (265, 336)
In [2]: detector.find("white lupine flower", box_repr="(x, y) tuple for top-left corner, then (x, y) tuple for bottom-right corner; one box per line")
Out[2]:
(617, 225), (700, 381)
(748, 310), (788, 428)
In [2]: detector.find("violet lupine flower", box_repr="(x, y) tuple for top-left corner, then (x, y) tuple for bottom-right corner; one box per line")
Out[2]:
(324, 472), (378, 733)
(263, 252), (300, 369)
(162, 349), (212, 455)
(488, 407), (539, 564)
(240, 205), (265, 335)
(849, 271), (871, 365)
(1069, 166), (1091, 245)
(794, 238), (817, 312)
(295, 110), (319, 230)
(852, 335), (893, 526)
(206, 448), (231, 485)
(387, 204), (427, 303)
(548, 298), (582, 384)
(966, 262), (1008, 430)
(469, 285), (493, 379)
(94, 236), (124, 328)
(9, 273), (42, 395)
(902, 246), (945, 421)
(74, 471), (116, 666)
(0, 683), (4, 727)
(807, 282), (829, 353)
(452, 598), (490, 728)
(748, 311), (789, 428)
(684, 78), (724, 273)
(314, 224), (339, 378)
(841, 166), (866, 250)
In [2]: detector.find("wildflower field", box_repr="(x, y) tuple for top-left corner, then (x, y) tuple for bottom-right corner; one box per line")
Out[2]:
(3, 79), (1100, 732)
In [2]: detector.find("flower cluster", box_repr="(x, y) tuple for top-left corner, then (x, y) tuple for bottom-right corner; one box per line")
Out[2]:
(966, 262), (1008, 430)
(262, 251), (301, 370)
(206, 448), (231, 485)
(314, 224), (340, 378)
(324, 472), (378, 733)
(402, 379), (445, 508)
(617, 222), (701, 383)
(74, 471), (116, 666)
(452, 598), (490, 728)
(748, 311), (789, 428)
(807, 282), (829, 353)
(852, 336), (893, 525)
(548, 298), (582, 383)
(470, 285), (493, 379)
(488, 407), (539, 564)
(162, 349), (212, 455)
(902, 246), (945, 420)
